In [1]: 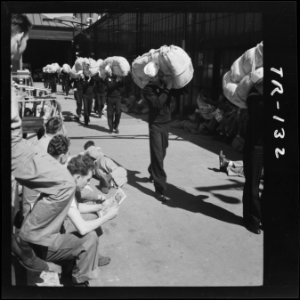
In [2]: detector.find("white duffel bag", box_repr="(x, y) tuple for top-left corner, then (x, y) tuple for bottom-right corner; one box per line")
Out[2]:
(51, 63), (61, 73)
(101, 56), (130, 78)
(62, 64), (71, 73)
(82, 58), (99, 77)
(69, 65), (83, 79)
(96, 59), (106, 79)
(158, 45), (194, 89)
(223, 67), (263, 109)
(230, 41), (263, 83)
(74, 57), (89, 72)
(131, 45), (194, 89)
(223, 41), (263, 109)
(131, 49), (160, 89)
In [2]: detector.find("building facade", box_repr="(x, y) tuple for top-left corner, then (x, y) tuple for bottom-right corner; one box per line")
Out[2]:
(76, 12), (262, 111)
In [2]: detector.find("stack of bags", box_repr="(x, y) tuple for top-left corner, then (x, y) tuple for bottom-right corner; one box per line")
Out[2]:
(70, 57), (102, 79)
(131, 45), (194, 89)
(222, 41), (263, 109)
(69, 56), (131, 80)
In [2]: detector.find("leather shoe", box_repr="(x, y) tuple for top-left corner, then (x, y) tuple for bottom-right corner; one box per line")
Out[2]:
(98, 255), (111, 267)
(158, 194), (170, 203)
(244, 222), (261, 234)
(73, 281), (90, 287)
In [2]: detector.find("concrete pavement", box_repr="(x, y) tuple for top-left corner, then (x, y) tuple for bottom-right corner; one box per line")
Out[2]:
(44, 84), (263, 287)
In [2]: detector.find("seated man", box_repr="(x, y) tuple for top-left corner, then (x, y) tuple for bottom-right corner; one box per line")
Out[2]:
(83, 140), (127, 194)
(219, 150), (244, 177)
(20, 152), (119, 286)
(33, 116), (66, 152)
(22, 136), (118, 269)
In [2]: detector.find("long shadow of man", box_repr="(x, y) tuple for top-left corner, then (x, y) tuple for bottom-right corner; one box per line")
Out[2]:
(127, 169), (243, 227)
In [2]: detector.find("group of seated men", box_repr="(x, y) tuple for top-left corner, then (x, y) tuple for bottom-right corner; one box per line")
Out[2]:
(12, 115), (127, 286)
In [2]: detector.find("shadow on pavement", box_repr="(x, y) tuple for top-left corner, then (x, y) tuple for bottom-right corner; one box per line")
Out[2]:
(211, 193), (241, 204)
(127, 169), (243, 227)
(62, 111), (78, 122)
(68, 134), (189, 141)
(127, 170), (158, 199)
(165, 183), (244, 226)
(208, 167), (224, 173)
(195, 180), (244, 193)
(127, 112), (243, 161)
(77, 122), (112, 133)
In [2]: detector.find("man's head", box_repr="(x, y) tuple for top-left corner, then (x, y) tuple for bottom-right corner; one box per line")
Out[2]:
(47, 134), (70, 165)
(83, 140), (95, 150)
(83, 140), (103, 160)
(45, 116), (63, 135)
(67, 154), (95, 191)
(11, 14), (32, 61)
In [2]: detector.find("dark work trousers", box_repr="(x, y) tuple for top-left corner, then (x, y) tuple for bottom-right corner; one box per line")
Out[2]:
(148, 122), (169, 195)
(107, 97), (122, 131)
(95, 93), (106, 117)
(242, 93), (264, 228)
(83, 94), (93, 124)
(63, 80), (71, 96)
(50, 78), (57, 93)
(74, 89), (83, 117)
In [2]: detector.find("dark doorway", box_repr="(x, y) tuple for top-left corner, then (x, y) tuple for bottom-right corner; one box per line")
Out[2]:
(23, 39), (72, 78)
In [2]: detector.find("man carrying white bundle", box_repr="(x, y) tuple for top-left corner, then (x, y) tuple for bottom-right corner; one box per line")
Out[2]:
(222, 42), (264, 234)
(141, 62), (173, 203)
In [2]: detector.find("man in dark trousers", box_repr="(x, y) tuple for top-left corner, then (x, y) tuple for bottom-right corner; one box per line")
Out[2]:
(60, 70), (72, 97)
(94, 73), (107, 118)
(73, 75), (84, 121)
(242, 78), (264, 234)
(82, 75), (95, 126)
(105, 74), (124, 133)
(142, 63), (173, 202)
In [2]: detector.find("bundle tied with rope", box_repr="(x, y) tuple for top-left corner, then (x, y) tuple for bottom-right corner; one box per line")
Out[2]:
(131, 45), (194, 89)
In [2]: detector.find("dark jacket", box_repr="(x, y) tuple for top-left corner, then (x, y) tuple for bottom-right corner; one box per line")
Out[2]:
(94, 74), (107, 95)
(246, 86), (264, 146)
(73, 77), (84, 91)
(105, 76), (124, 99)
(142, 84), (172, 124)
(82, 76), (95, 95)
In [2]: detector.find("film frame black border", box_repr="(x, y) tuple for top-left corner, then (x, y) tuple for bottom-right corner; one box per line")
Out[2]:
(1, 1), (298, 298)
